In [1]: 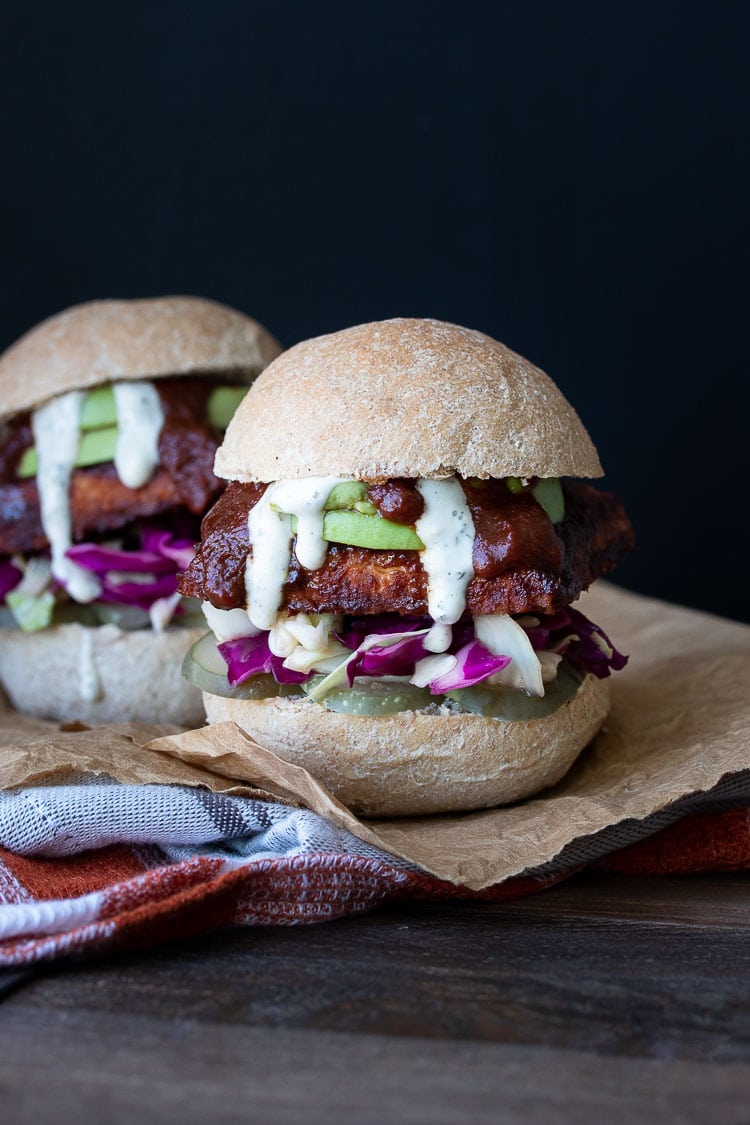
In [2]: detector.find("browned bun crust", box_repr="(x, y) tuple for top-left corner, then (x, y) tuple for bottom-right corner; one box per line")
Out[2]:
(0, 297), (282, 422)
(201, 673), (608, 816)
(216, 318), (603, 483)
(0, 622), (206, 726)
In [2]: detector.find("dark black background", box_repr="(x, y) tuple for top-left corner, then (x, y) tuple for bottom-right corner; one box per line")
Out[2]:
(1, 3), (748, 620)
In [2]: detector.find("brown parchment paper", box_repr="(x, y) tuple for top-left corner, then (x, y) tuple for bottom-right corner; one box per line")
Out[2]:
(2, 583), (749, 890)
(0, 702), (281, 802)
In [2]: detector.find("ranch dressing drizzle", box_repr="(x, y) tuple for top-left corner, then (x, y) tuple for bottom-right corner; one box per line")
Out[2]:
(245, 477), (342, 630)
(113, 382), (164, 489)
(32, 392), (101, 603)
(415, 479), (475, 651)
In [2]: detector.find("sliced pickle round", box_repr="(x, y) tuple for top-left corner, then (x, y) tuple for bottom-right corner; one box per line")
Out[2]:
(90, 604), (153, 630)
(446, 660), (582, 720)
(182, 632), (303, 700)
(304, 677), (434, 716)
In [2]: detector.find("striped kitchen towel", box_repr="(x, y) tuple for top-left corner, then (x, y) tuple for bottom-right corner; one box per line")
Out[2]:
(0, 782), (749, 966)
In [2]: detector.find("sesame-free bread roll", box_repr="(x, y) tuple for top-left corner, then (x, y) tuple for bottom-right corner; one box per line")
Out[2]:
(0, 296), (282, 422)
(202, 674), (609, 817)
(216, 318), (602, 483)
(0, 622), (206, 726)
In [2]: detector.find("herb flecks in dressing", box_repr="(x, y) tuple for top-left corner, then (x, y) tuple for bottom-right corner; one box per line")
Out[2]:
(416, 479), (475, 646)
(32, 392), (101, 603)
(113, 382), (164, 489)
(245, 477), (342, 630)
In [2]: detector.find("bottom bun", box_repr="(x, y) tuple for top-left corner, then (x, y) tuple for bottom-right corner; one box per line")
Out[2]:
(202, 674), (609, 817)
(0, 622), (206, 726)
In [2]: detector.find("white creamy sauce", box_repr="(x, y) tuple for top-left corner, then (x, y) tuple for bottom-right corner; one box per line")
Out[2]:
(113, 382), (164, 489)
(32, 392), (101, 603)
(30, 380), (166, 608)
(415, 479), (475, 637)
(245, 477), (342, 630)
(424, 622), (453, 653)
(149, 589), (182, 634)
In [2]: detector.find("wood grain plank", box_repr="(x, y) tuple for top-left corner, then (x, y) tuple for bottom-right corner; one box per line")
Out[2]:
(8, 876), (750, 1060)
(0, 1006), (749, 1125)
(502, 872), (750, 927)
(0, 968), (36, 1001)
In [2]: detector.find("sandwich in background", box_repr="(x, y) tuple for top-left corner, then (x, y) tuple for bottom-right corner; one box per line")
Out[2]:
(0, 296), (281, 724)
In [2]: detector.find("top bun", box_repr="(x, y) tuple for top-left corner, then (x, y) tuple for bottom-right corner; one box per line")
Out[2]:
(0, 296), (282, 423)
(215, 318), (603, 482)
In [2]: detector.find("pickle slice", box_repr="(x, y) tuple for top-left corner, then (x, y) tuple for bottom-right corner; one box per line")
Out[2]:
(182, 632), (303, 700)
(447, 660), (582, 720)
(304, 676), (433, 715)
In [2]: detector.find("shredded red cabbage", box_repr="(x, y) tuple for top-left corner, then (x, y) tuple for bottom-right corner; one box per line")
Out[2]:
(426, 642), (511, 693)
(337, 613), (475, 651)
(218, 634), (309, 687)
(345, 633), (431, 686)
(98, 573), (183, 610)
(63, 528), (196, 611)
(139, 528), (196, 572)
(215, 604), (626, 693)
(521, 606), (627, 678)
(0, 559), (22, 601)
(66, 543), (178, 575)
(336, 614), (433, 649)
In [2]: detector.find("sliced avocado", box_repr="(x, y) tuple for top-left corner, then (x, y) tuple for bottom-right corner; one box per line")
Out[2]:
(287, 482), (414, 549)
(207, 385), (247, 430)
(532, 478), (565, 523)
(322, 509), (424, 550)
(18, 425), (119, 479)
(324, 480), (368, 510)
(80, 386), (117, 430)
(506, 476), (527, 494)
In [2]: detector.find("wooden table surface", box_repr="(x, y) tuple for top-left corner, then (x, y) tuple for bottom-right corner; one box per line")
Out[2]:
(1, 872), (748, 1123)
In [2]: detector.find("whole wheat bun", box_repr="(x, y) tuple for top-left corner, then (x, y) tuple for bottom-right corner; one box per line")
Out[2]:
(216, 317), (602, 482)
(0, 296), (282, 423)
(0, 621), (206, 726)
(202, 673), (608, 817)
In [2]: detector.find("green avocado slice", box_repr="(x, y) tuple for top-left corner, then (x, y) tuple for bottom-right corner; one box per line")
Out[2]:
(506, 476), (565, 523)
(79, 386), (117, 429)
(17, 425), (119, 479)
(324, 480), (368, 510)
(17, 383), (248, 480)
(532, 478), (565, 523)
(207, 386), (247, 430)
(78, 384), (247, 433)
(284, 482), (423, 550)
(321, 509), (424, 551)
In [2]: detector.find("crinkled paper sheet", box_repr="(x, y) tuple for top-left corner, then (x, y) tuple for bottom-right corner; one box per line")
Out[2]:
(2, 583), (749, 890)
